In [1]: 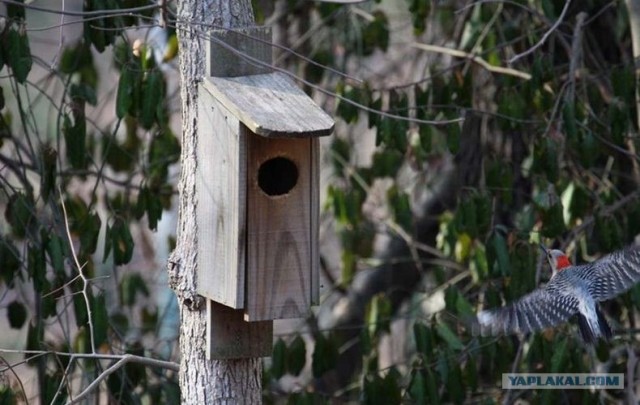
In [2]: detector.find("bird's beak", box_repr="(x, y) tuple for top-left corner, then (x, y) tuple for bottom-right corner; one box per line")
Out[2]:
(539, 244), (549, 254)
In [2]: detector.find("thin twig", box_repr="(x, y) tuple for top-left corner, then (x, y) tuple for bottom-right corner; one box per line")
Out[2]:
(65, 354), (177, 404)
(508, 0), (572, 64)
(565, 12), (587, 104)
(562, 190), (640, 249)
(58, 187), (96, 354)
(0, 0), (158, 17)
(413, 42), (531, 80)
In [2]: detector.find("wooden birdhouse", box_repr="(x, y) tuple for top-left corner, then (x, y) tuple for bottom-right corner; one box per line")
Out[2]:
(196, 26), (334, 337)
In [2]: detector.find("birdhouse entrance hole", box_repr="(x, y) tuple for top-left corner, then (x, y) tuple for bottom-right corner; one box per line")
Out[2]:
(258, 157), (298, 196)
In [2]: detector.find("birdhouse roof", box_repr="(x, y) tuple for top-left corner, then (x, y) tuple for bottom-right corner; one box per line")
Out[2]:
(202, 72), (334, 138)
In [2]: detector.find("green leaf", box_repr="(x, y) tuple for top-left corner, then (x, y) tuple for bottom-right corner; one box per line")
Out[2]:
(336, 84), (360, 124)
(469, 244), (488, 282)
(0, 237), (21, 284)
(121, 273), (150, 306)
(116, 66), (135, 118)
(425, 368), (440, 404)
(79, 212), (101, 255)
(330, 137), (351, 177)
(28, 242), (46, 293)
(413, 322), (432, 356)
(368, 94), (382, 129)
(6, 27), (32, 83)
(532, 137), (559, 183)
(446, 121), (460, 153)
(577, 128), (599, 167)
(534, 185), (566, 237)
(541, 0), (556, 19)
(387, 186), (412, 232)
(148, 130), (180, 185)
(91, 293), (109, 347)
(5, 193), (33, 238)
(562, 102), (577, 141)
(371, 149), (403, 178)
(135, 186), (165, 231)
(408, 0), (430, 34)
(539, 337), (568, 403)
(70, 83), (97, 106)
(445, 355), (464, 404)
(609, 100), (629, 144)
(436, 322), (464, 351)
(362, 11), (389, 55)
(110, 218), (134, 265)
(487, 231), (510, 276)
(60, 42), (93, 74)
(7, 300), (27, 329)
(7, 0), (25, 20)
(464, 355), (478, 392)
(367, 294), (392, 336)
(596, 215), (622, 252)
(141, 69), (163, 129)
(63, 113), (87, 169)
(408, 370), (427, 403)
(46, 233), (65, 278)
(286, 335), (306, 376)
(39, 146), (57, 202)
(271, 338), (286, 379)
(84, 0), (107, 52)
(26, 322), (43, 352)
(312, 333), (338, 378)
(540, 202), (566, 238)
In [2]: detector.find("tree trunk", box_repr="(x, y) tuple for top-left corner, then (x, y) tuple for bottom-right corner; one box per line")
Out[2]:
(169, 1), (260, 403)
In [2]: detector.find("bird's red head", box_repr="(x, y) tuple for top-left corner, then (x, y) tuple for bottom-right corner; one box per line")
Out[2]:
(540, 244), (572, 274)
(547, 249), (572, 273)
(552, 253), (572, 270)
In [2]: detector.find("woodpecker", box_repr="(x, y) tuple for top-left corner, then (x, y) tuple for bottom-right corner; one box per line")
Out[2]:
(474, 243), (640, 343)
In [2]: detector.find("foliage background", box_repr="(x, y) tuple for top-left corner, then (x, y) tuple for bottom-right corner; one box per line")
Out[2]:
(1, 0), (639, 403)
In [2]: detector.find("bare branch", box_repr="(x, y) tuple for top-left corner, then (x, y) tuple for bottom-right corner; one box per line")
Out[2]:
(59, 187), (96, 354)
(0, 0), (158, 17)
(412, 42), (533, 81)
(508, 0), (572, 64)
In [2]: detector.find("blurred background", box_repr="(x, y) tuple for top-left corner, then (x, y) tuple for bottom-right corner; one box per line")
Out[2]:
(1, 0), (639, 403)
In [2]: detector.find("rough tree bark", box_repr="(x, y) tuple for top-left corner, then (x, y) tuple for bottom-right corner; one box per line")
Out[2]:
(168, 1), (260, 403)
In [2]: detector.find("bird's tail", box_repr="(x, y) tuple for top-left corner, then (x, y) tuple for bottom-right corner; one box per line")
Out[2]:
(596, 306), (613, 340)
(577, 306), (612, 343)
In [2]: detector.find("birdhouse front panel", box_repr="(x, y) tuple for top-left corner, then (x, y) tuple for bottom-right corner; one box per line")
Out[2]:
(196, 87), (246, 309)
(245, 129), (317, 321)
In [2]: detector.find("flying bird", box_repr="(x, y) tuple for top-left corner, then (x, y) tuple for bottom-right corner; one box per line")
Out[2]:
(474, 243), (640, 343)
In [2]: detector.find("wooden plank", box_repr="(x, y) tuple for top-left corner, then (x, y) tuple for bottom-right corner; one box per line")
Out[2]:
(204, 72), (334, 138)
(196, 85), (246, 308)
(207, 27), (272, 77)
(245, 130), (312, 320)
(310, 138), (320, 305)
(206, 300), (273, 359)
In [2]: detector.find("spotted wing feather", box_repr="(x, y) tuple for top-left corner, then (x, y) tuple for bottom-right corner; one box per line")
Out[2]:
(574, 245), (640, 301)
(474, 287), (579, 337)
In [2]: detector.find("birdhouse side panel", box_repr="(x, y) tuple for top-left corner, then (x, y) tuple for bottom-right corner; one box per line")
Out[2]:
(196, 86), (246, 308)
(310, 137), (320, 305)
(245, 131), (314, 320)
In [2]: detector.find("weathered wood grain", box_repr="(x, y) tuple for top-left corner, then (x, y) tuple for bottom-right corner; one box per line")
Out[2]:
(310, 137), (320, 305)
(245, 130), (313, 320)
(206, 300), (272, 359)
(203, 72), (334, 138)
(207, 27), (272, 77)
(196, 85), (246, 308)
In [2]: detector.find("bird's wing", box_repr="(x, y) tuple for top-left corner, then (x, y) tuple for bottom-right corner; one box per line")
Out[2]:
(473, 287), (579, 337)
(575, 245), (640, 301)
